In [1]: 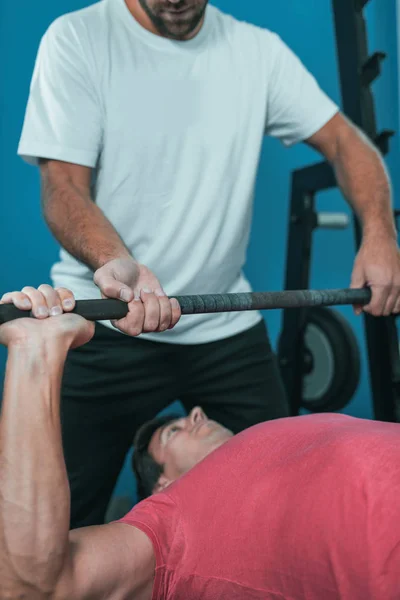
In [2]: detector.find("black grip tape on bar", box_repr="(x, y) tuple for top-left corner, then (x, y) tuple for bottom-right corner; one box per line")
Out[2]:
(0, 288), (372, 325)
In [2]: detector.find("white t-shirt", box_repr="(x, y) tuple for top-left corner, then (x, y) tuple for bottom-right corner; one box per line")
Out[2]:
(18, 0), (338, 344)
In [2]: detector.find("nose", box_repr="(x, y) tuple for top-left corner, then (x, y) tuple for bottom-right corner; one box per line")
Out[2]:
(189, 406), (207, 427)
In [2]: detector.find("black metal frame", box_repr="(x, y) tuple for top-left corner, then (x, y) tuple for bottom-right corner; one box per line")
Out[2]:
(278, 164), (336, 415)
(279, 0), (400, 421)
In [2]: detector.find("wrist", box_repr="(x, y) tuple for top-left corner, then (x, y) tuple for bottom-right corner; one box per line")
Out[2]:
(362, 222), (397, 245)
(4, 340), (68, 414)
(362, 230), (398, 247)
(8, 337), (69, 369)
(97, 249), (134, 269)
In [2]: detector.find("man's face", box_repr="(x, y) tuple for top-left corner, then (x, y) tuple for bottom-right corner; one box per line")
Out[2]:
(148, 407), (233, 492)
(137, 0), (209, 40)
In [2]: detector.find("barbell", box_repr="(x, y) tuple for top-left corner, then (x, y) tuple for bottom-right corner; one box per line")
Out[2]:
(0, 287), (372, 324)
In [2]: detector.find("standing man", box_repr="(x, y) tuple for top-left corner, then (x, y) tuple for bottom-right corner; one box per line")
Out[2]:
(18, 0), (400, 528)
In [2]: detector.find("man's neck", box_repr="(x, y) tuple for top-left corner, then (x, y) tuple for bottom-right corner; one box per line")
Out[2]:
(124, 0), (205, 40)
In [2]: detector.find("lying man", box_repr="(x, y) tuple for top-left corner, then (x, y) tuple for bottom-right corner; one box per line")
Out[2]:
(1, 285), (399, 600)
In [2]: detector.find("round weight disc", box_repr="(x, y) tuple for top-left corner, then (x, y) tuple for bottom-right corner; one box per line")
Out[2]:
(303, 323), (335, 401)
(301, 307), (361, 413)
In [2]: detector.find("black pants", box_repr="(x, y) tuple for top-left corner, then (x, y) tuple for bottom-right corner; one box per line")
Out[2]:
(61, 319), (289, 528)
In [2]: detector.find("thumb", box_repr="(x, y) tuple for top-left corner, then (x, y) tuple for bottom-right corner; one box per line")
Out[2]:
(350, 263), (367, 316)
(94, 274), (134, 303)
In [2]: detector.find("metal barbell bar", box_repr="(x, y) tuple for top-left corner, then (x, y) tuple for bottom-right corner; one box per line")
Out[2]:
(0, 288), (372, 324)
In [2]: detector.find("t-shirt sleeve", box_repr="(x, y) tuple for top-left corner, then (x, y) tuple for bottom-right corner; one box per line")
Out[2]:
(265, 33), (339, 146)
(17, 18), (103, 167)
(118, 493), (181, 566)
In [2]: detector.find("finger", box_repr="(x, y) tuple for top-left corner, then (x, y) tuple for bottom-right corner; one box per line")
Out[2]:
(393, 295), (400, 315)
(94, 274), (134, 303)
(141, 289), (161, 333)
(0, 292), (32, 310)
(38, 284), (64, 317)
(364, 285), (391, 317)
(55, 287), (76, 312)
(21, 286), (49, 318)
(169, 298), (182, 329)
(156, 291), (173, 332)
(353, 305), (363, 316)
(383, 285), (400, 317)
(112, 300), (145, 337)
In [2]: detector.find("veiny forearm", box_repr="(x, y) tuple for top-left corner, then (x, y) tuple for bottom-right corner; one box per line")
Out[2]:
(333, 130), (397, 241)
(41, 162), (131, 270)
(0, 342), (70, 599)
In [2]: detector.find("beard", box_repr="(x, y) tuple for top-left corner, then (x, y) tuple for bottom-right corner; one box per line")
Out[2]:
(138, 0), (208, 40)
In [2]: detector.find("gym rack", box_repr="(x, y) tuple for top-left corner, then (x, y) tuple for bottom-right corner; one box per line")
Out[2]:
(278, 0), (400, 421)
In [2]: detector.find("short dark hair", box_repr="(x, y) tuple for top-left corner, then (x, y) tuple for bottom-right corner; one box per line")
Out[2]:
(132, 414), (182, 500)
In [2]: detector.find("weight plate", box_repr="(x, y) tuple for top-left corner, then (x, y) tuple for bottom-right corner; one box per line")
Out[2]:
(303, 323), (335, 401)
(301, 307), (361, 412)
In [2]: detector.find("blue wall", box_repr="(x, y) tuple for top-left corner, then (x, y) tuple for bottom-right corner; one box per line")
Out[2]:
(1, 1), (399, 501)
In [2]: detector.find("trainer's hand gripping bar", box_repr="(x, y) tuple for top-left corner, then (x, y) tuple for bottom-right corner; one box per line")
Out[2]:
(0, 288), (372, 324)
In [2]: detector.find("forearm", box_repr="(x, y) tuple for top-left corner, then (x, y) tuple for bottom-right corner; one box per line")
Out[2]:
(0, 341), (70, 599)
(332, 129), (397, 241)
(41, 165), (131, 270)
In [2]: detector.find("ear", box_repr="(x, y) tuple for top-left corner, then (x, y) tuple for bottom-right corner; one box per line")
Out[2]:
(153, 474), (174, 495)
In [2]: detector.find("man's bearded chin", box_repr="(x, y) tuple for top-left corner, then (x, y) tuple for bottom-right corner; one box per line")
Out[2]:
(138, 0), (208, 40)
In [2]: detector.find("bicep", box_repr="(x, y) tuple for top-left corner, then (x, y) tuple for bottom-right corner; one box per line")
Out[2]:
(55, 523), (151, 600)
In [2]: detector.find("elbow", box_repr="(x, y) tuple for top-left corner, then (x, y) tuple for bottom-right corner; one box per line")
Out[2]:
(0, 557), (67, 600)
(0, 583), (55, 600)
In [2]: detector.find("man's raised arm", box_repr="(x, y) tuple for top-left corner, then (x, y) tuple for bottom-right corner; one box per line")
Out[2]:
(0, 287), (154, 600)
